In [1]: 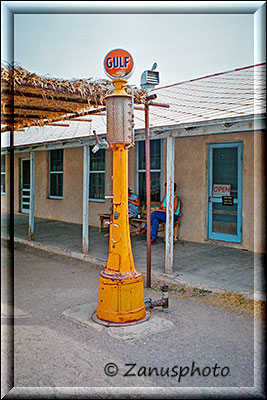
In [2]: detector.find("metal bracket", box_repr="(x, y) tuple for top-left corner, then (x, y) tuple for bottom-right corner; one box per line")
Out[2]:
(92, 130), (109, 153)
(124, 84), (135, 145)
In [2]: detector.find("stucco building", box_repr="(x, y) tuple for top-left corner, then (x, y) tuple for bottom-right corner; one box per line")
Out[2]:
(1, 63), (266, 253)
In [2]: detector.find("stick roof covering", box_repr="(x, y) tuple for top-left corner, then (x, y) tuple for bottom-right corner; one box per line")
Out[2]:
(1, 63), (145, 132)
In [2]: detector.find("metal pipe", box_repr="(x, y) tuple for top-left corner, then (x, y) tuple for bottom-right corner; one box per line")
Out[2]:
(10, 128), (14, 264)
(161, 284), (169, 311)
(124, 84), (135, 145)
(145, 102), (151, 288)
(147, 101), (170, 108)
(134, 105), (145, 110)
(9, 129), (15, 330)
(145, 284), (169, 312)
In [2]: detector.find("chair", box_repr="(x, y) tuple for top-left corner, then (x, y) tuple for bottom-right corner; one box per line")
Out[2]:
(160, 201), (182, 243)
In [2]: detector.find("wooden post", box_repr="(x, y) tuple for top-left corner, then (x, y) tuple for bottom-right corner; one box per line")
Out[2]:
(82, 144), (89, 253)
(165, 135), (175, 274)
(28, 151), (35, 241)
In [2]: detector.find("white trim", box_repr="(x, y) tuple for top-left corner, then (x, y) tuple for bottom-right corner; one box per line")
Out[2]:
(1, 154), (6, 195)
(28, 151), (35, 240)
(136, 138), (162, 202)
(49, 149), (64, 199)
(20, 158), (30, 214)
(89, 146), (106, 201)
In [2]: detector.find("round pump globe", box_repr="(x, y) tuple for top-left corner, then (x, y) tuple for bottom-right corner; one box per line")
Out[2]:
(103, 49), (134, 80)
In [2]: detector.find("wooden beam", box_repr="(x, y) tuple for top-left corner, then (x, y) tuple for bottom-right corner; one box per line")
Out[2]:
(47, 123), (70, 127)
(2, 88), (100, 106)
(82, 145), (89, 254)
(2, 103), (72, 114)
(165, 135), (175, 275)
(1, 105), (107, 132)
(2, 113), (43, 120)
(68, 118), (92, 122)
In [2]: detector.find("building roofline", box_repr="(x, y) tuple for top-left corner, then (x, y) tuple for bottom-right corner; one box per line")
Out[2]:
(2, 114), (265, 153)
(153, 62), (267, 91)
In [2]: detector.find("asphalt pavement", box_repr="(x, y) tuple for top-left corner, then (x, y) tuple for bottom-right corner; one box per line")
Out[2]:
(1, 240), (265, 398)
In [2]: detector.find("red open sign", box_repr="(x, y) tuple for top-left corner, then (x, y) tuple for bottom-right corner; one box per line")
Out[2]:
(213, 184), (231, 197)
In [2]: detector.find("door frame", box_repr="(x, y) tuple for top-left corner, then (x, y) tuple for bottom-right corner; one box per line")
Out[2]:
(20, 158), (30, 214)
(207, 142), (243, 243)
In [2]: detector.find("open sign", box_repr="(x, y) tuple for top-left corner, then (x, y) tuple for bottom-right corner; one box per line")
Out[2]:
(213, 184), (231, 197)
(104, 49), (134, 80)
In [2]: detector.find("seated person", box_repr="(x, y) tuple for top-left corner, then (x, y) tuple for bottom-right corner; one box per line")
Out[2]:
(128, 188), (140, 218)
(137, 183), (180, 244)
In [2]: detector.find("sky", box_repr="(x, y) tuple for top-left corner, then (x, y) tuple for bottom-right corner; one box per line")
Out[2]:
(1, 2), (265, 88)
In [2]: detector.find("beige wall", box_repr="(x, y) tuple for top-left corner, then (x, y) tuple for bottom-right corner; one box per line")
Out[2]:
(2, 147), (116, 227)
(31, 147), (114, 226)
(174, 135), (208, 243)
(1, 130), (265, 252)
(253, 131), (266, 253)
(173, 130), (266, 253)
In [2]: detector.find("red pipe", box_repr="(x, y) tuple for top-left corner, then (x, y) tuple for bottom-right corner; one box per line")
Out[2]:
(145, 102), (151, 288)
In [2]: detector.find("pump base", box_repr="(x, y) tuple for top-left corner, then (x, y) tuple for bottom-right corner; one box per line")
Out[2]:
(96, 271), (146, 323)
(92, 311), (150, 327)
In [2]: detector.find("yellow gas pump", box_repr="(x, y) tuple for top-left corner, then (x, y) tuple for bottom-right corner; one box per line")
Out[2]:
(92, 50), (148, 325)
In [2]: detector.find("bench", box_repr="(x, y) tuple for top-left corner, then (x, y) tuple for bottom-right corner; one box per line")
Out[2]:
(129, 201), (159, 235)
(129, 202), (148, 234)
(99, 201), (182, 242)
(159, 212), (182, 243)
(130, 200), (182, 243)
(98, 213), (111, 232)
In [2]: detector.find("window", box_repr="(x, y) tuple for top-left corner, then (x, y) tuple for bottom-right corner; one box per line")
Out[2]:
(89, 147), (105, 200)
(1, 154), (6, 194)
(49, 149), (63, 198)
(137, 139), (162, 202)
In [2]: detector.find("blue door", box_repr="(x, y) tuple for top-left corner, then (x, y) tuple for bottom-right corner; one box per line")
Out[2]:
(207, 142), (243, 243)
(21, 158), (30, 214)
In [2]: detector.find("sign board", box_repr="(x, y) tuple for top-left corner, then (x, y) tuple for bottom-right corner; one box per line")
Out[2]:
(213, 184), (231, 197)
(104, 49), (134, 80)
(222, 196), (234, 206)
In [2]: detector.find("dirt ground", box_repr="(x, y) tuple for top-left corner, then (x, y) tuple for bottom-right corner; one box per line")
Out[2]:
(1, 240), (265, 398)
(151, 280), (266, 321)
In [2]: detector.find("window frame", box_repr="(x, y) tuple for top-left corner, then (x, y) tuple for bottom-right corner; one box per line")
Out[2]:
(49, 149), (64, 199)
(89, 146), (106, 202)
(136, 138), (163, 202)
(1, 154), (6, 195)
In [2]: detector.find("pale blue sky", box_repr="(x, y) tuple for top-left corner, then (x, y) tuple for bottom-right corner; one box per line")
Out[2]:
(3, 3), (263, 87)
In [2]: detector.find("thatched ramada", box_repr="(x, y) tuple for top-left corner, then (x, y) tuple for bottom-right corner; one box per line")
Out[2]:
(1, 63), (146, 132)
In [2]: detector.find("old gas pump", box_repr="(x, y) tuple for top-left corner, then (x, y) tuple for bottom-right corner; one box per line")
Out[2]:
(92, 49), (148, 325)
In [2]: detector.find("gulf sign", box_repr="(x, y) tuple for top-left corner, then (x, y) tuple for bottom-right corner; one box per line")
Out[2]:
(213, 184), (231, 197)
(104, 49), (134, 79)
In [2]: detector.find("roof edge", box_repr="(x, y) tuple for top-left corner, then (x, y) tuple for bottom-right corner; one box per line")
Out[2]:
(153, 62), (267, 91)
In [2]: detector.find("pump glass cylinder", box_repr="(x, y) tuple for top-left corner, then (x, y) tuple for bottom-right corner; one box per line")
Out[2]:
(106, 96), (133, 144)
